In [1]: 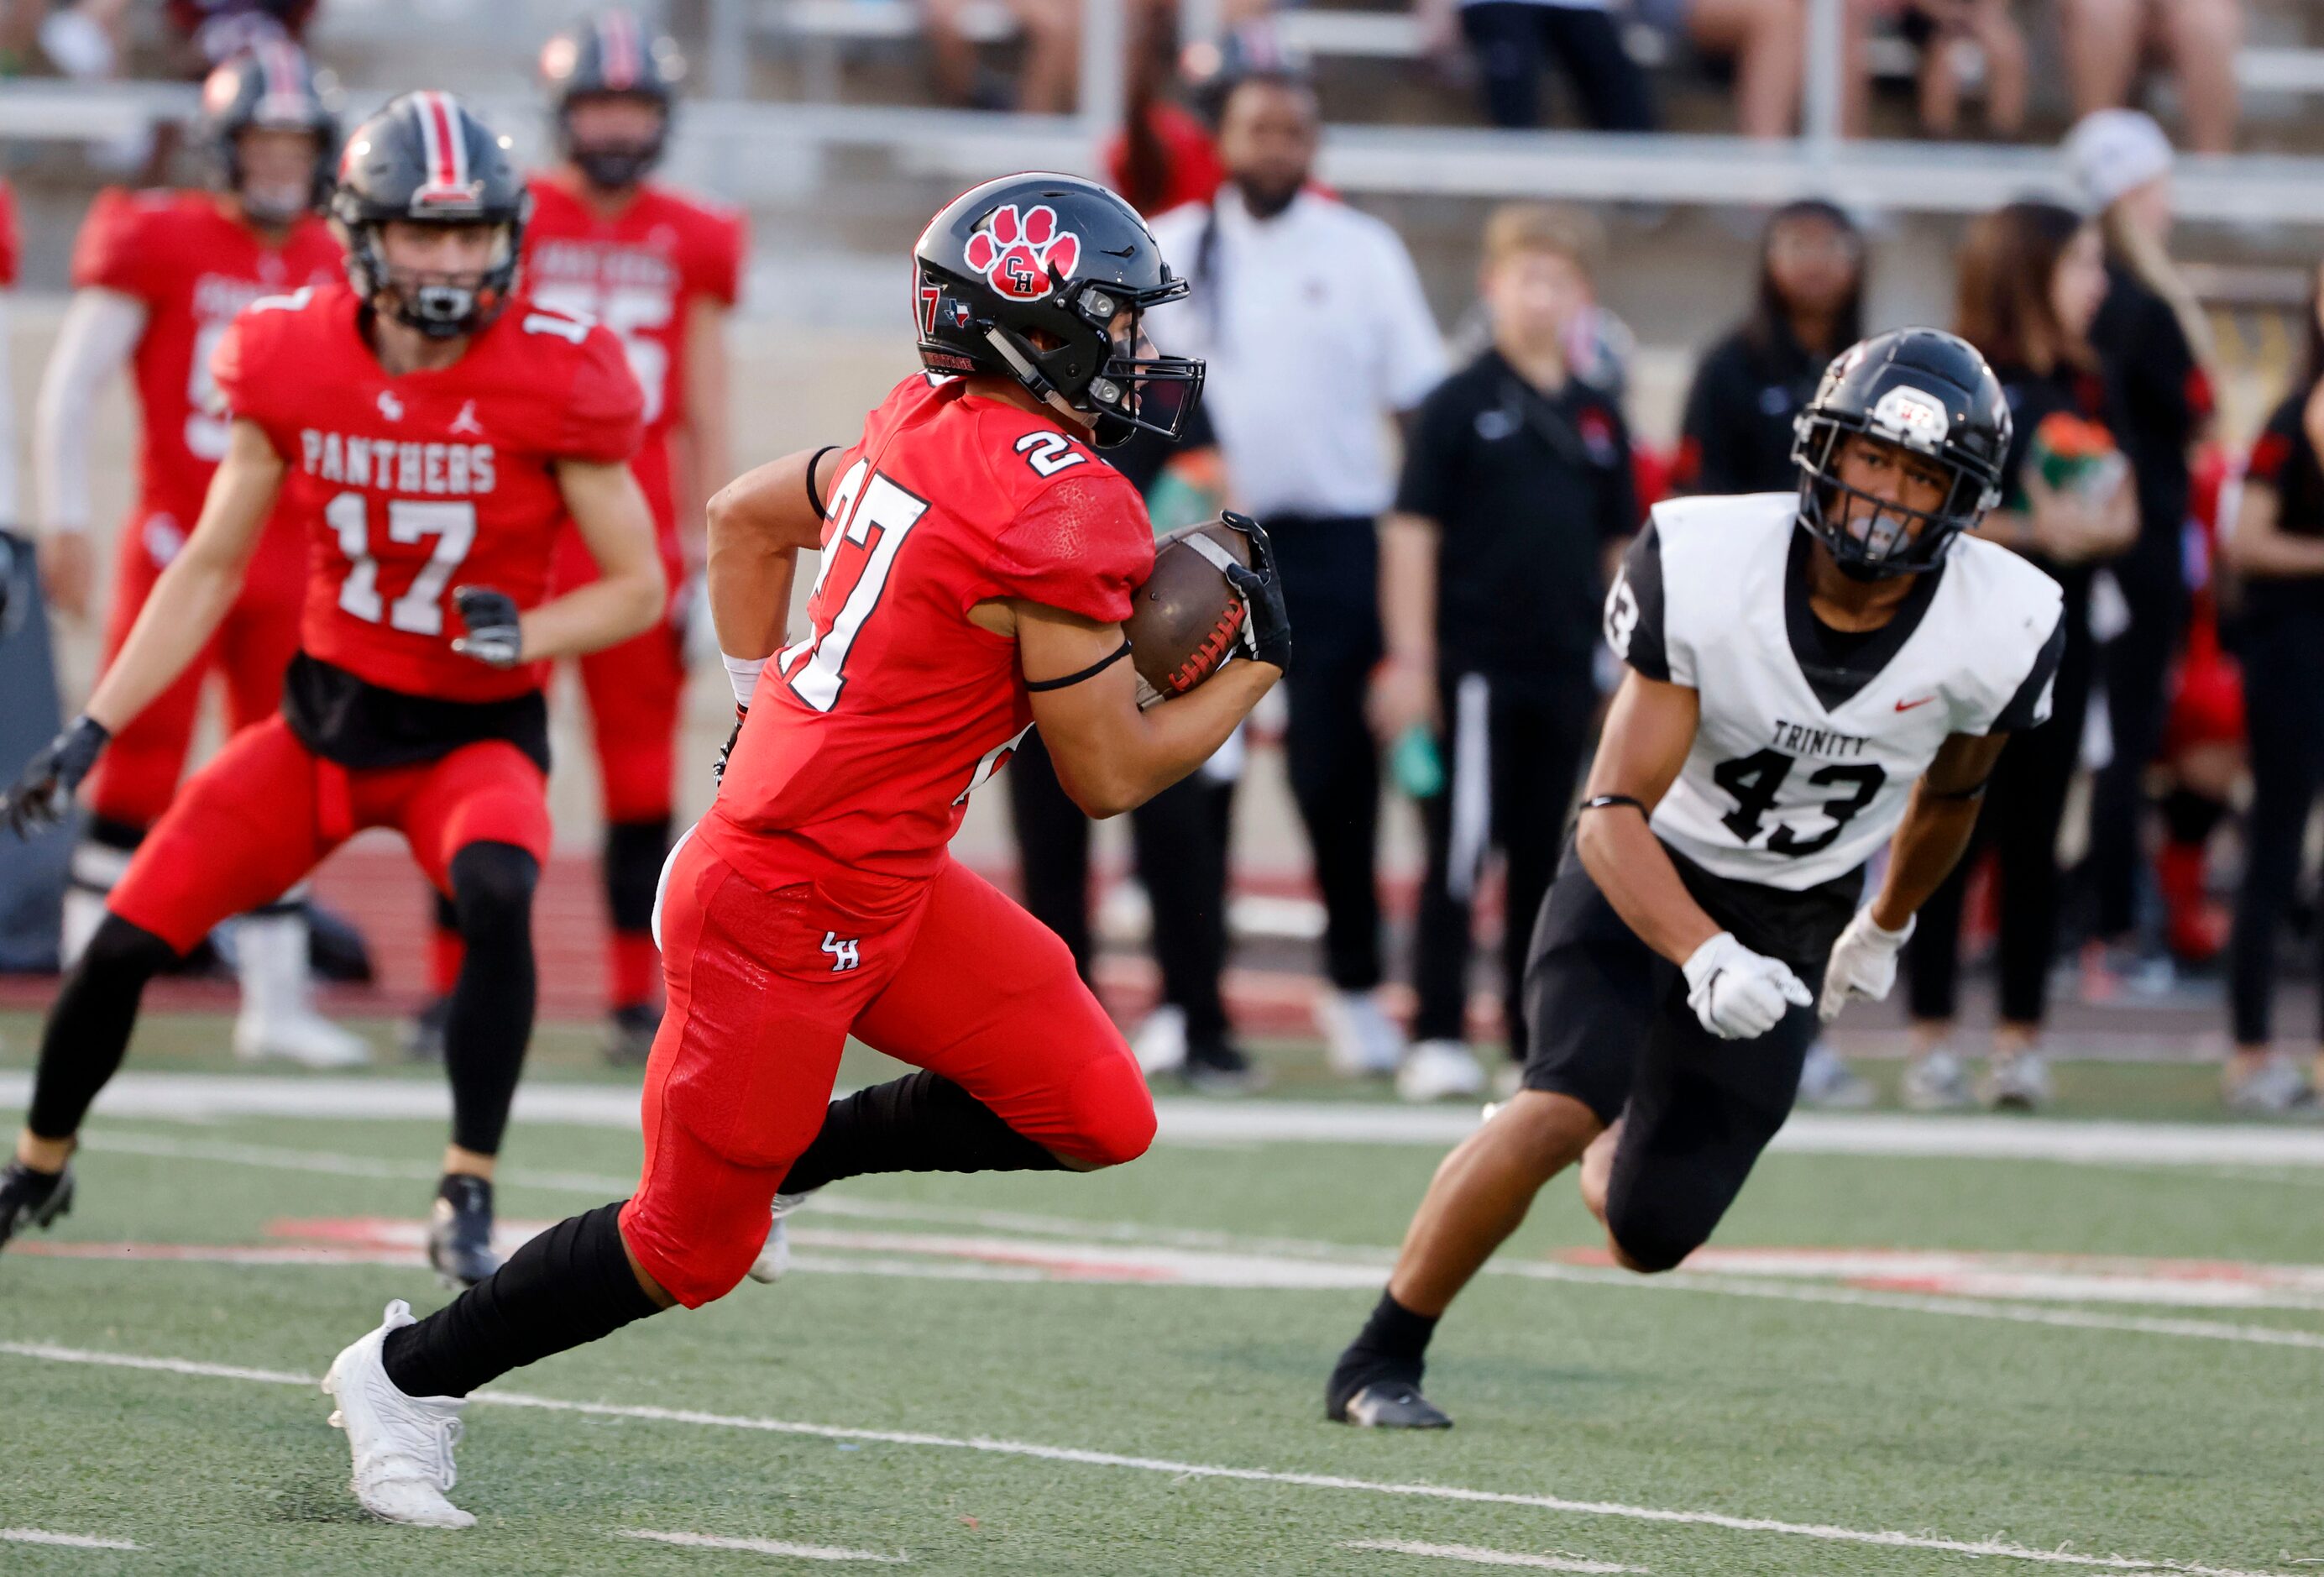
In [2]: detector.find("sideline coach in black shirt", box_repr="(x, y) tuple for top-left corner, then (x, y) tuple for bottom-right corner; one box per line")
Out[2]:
(1373, 204), (1637, 1102)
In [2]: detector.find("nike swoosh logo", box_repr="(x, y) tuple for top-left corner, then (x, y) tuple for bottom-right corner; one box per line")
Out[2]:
(1894, 696), (1937, 712)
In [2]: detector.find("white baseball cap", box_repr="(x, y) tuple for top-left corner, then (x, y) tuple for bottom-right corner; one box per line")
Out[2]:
(2064, 109), (2174, 212)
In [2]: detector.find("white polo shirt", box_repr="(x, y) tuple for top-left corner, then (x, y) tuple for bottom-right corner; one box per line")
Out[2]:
(1147, 188), (1447, 521)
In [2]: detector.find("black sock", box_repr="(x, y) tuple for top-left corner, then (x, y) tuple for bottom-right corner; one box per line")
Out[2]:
(777, 1070), (1065, 1195)
(442, 842), (539, 1157)
(1328, 1289), (1439, 1405)
(26, 916), (176, 1142)
(383, 1200), (662, 1399)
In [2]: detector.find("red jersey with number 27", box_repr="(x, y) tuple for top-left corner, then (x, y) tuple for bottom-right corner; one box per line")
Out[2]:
(704, 375), (1154, 883)
(210, 280), (644, 702)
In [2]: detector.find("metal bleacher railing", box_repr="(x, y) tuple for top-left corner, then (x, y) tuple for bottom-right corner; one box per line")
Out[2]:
(4, 0), (2324, 225)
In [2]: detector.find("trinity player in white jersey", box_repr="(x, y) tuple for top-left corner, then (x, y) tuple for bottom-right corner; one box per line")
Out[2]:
(1325, 328), (2065, 1428)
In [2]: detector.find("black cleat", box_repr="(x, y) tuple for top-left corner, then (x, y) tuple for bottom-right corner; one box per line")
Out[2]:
(1329, 1380), (1453, 1429)
(427, 1175), (499, 1287)
(0, 1160), (74, 1252)
(1183, 1037), (1267, 1096)
(400, 996), (450, 1064)
(603, 1002), (661, 1067)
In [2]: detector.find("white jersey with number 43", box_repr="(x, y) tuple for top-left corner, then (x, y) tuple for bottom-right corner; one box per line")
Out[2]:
(1603, 491), (2065, 891)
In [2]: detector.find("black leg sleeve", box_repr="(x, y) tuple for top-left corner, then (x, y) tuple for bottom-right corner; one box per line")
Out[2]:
(442, 841), (540, 1157)
(777, 1069), (1066, 1195)
(25, 915), (178, 1141)
(604, 815), (673, 935)
(382, 1200), (662, 1399)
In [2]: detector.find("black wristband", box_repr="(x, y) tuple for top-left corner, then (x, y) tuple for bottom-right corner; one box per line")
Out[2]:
(1024, 640), (1133, 693)
(803, 445), (841, 521)
(1579, 794), (1646, 815)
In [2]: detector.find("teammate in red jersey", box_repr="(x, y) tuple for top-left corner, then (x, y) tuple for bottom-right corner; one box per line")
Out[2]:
(407, 10), (748, 1065)
(0, 93), (663, 1286)
(31, 45), (358, 1065)
(309, 174), (1287, 1527)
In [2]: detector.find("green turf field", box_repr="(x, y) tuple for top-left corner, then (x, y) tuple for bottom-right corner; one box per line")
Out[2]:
(3, 1013), (2321, 1575)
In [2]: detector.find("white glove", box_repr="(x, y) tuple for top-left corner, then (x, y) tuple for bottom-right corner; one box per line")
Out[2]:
(1816, 907), (1915, 1024)
(1682, 931), (1812, 1040)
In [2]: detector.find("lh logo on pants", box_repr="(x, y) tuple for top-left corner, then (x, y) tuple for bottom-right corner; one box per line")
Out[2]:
(821, 931), (861, 972)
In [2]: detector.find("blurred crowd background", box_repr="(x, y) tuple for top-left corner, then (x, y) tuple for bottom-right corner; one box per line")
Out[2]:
(6, 0), (2324, 1117)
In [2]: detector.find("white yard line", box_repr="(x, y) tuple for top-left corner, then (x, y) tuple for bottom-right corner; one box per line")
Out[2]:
(618, 1529), (907, 1562)
(0, 1527), (140, 1549)
(25, 1074), (2324, 1167)
(0, 1339), (2301, 1577)
(1343, 1540), (1644, 1572)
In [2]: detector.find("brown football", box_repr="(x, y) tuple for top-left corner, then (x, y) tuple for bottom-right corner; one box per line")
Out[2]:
(1125, 519), (1253, 709)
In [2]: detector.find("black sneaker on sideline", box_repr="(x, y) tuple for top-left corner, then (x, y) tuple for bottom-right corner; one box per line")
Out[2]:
(1183, 1037), (1266, 1096)
(427, 1175), (499, 1287)
(0, 1160), (73, 1252)
(603, 1002), (661, 1067)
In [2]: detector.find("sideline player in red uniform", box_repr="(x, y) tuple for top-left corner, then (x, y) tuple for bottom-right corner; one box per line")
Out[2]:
(31, 44), (358, 1065)
(0, 93), (662, 1286)
(311, 173), (1289, 1527)
(410, 10), (747, 1064)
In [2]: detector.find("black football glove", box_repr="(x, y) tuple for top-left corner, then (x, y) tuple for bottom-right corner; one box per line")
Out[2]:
(2, 715), (109, 838)
(714, 706), (746, 788)
(449, 585), (524, 669)
(1218, 512), (1291, 676)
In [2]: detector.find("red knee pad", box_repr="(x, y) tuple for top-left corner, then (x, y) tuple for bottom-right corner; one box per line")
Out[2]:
(620, 1126), (788, 1308)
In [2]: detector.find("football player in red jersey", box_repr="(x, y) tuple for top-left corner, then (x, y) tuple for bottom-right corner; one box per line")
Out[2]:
(31, 44), (359, 1065)
(406, 10), (747, 1065)
(0, 93), (663, 1288)
(310, 174), (1289, 1528)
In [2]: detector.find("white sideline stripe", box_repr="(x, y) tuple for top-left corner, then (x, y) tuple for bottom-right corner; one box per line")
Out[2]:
(28, 1074), (2324, 1167)
(619, 1529), (906, 1562)
(1344, 1540), (1644, 1572)
(0, 1527), (140, 1550)
(0, 1339), (2300, 1577)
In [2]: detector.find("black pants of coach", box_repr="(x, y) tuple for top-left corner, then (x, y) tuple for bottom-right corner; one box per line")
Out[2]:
(1906, 620), (2094, 1026)
(1006, 730), (1237, 1045)
(2085, 558), (2185, 940)
(2229, 607), (2324, 1046)
(1267, 515), (1389, 993)
(1412, 668), (1595, 1064)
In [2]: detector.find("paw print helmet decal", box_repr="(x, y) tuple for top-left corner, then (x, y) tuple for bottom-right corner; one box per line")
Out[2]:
(913, 172), (1204, 448)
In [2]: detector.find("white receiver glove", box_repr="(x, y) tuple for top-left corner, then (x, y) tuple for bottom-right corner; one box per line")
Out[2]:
(1816, 907), (1915, 1024)
(1682, 931), (1812, 1040)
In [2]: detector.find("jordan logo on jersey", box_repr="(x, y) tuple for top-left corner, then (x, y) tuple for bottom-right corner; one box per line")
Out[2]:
(449, 400), (485, 437)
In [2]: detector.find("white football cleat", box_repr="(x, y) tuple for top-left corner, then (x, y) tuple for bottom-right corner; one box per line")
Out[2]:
(232, 911), (370, 1067)
(322, 1300), (474, 1528)
(1130, 1004), (1189, 1077)
(1796, 1039), (1875, 1109)
(1316, 988), (1405, 1077)
(746, 1190), (814, 1284)
(1980, 1049), (2053, 1112)
(1901, 1046), (1975, 1112)
(1396, 1039), (1484, 1103)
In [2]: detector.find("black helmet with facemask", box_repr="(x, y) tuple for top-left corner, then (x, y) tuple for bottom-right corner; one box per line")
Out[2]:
(540, 10), (683, 191)
(201, 39), (338, 227)
(329, 92), (530, 340)
(913, 173), (1204, 448)
(1792, 327), (2011, 579)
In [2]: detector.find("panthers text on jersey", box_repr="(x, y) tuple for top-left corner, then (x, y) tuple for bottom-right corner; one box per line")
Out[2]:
(1604, 492), (2066, 890)
(71, 188), (343, 536)
(209, 280), (645, 702)
(521, 176), (746, 549)
(701, 374), (1154, 885)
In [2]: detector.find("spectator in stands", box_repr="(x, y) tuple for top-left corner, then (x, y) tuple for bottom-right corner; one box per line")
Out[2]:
(925, 0), (1078, 111)
(1375, 203), (1634, 1103)
(2218, 265), (2324, 1114)
(1426, 0), (1654, 130)
(1635, 0), (1863, 139)
(2065, 110), (2219, 982)
(1146, 69), (1447, 1081)
(1905, 201), (2136, 1112)
(1107, 0), (1226, 217)
(1004, 408), (1260, 1092)
(1675, 200), (1865, 499)
(2060, 0), (2240, 155)
(1895, 0), (2026, 139)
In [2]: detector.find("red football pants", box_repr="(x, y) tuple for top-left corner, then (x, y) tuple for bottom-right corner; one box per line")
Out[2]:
(85, 514), (305, 830)
(620, 835), (1157, 1307)
(552, 527), (686, 825)
(107, 715), (552, 955)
